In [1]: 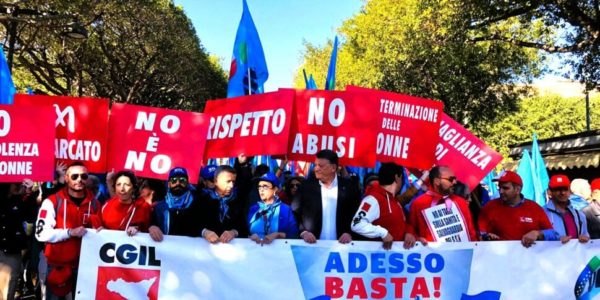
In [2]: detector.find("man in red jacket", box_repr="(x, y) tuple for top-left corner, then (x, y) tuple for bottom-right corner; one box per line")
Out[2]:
(36, 162), (101, 298)
(351, 162), (417, 249)
(408, 166), (477, 243)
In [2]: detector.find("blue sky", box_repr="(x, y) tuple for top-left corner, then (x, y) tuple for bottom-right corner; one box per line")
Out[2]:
(174, 0), (363, 92)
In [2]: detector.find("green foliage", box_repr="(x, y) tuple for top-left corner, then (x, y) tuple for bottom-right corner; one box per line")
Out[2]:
(473, 93), (600, 157)
(295, 0), (545, 125)
(1, 0), (226, 111)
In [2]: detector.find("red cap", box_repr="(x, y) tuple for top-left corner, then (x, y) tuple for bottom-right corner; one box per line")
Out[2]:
(496, 171), (523, 186)
(590, 178), (600, 191)
(549, 174), (571, 189)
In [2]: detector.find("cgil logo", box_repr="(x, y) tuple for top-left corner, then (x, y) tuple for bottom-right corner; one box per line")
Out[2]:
(99, 243), (161, 266)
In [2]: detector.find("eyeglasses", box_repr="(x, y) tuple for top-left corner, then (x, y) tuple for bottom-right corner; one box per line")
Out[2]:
(440, 176), (457, 182)
(258, 185), (274, 191)
(70, 173), (89, 181)
(169, 177), (188, 184)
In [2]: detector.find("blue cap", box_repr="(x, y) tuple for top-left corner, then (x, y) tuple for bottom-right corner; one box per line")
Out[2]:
(168, 167), (188, 179)
(258, 172), (280, 188)
(200, 165), (217, 180)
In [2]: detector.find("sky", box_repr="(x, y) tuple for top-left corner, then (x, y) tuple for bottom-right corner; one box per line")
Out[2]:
(174, 0), (364, 92)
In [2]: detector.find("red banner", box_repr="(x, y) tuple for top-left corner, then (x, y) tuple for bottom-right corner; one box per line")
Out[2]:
(203, 90), (294, 159)
(14, 94), (109, 173)
(107, 103), (209, 183)
(287, 89), (377, 167)
(436, 114), (502, 190)
(0, 105), (55, 182)
(347, 86), (443, 169)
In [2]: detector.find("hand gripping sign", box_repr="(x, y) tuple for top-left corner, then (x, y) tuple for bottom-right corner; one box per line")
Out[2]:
(0, 104), (55, 182)
(14, 94), (110, 173)
(107, 103), (209, 183)
(287, 89), (378, 167)
(346, 86), (444, 169)
(203, 90), (294, 159)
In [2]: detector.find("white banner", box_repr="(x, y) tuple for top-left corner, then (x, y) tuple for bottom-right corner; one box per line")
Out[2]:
(75, 230), (600, 300)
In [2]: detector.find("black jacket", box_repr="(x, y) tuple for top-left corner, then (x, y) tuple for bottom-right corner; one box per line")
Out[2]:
(0, 193), (27, 254)
(298, 176), (361, 239)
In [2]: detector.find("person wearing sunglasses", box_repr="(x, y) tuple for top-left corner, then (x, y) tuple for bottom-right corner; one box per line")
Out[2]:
(99, 171), (153, 237)
(149, 167), (204, 241)
(408, 166), (478, 244)
(35, 162), (102, 298)
(248, 172), (299, 245)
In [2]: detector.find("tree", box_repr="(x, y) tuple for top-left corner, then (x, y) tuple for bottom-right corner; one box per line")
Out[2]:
(473, 93), (600, 157)
(296, 0), (545, 125)
(1, 0), (227, 111)
(463, 0), (600, 90)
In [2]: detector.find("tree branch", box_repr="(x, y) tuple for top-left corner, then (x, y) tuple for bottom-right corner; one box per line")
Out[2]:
(469, 34), (588, 53)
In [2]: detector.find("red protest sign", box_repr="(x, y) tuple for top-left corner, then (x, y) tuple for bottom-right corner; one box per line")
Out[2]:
(436, 113), (503, 190)
(287, 89), (377, 167)
(14, 94), (109, 173)
(203, 90), (294, 159)
(107, 103), (209, 183)
(347, 86), (443, 169)
(0, 105), (55, 182)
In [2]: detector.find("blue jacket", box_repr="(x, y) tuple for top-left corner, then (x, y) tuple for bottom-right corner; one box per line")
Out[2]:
(248, 201), (299, 239)
(544, 200), (589, 238)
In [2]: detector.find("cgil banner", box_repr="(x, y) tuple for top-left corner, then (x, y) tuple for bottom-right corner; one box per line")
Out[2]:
(203, 90), (295, 159)
(0, 105), (55, 182)
(347, 86), (444, 170)
(435, 114), (503, 191)
(14, 94), (110, 173)
(76, 230), (600, 300)
(107, 103), (210, 183)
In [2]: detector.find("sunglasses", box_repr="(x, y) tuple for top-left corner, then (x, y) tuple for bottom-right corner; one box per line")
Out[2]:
(257, 185), (274, 191)
(440, 176), (457, 182)
(169, 177), (188, 184)
(70, 173), (89, 181)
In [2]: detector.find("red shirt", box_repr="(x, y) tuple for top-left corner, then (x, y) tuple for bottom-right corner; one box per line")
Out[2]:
(408, 192), (477, 242)
(100, 197), (152, 232)
(478, 199), (553, 240)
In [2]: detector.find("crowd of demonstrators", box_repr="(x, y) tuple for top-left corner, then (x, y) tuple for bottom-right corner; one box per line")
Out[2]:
(3, 150), (600, 299)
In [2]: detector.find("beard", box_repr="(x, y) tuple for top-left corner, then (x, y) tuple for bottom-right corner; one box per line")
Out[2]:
(170, 184), (187, 196)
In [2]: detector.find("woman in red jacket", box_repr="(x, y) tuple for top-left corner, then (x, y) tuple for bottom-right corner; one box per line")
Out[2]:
(100, 171), (152, 235)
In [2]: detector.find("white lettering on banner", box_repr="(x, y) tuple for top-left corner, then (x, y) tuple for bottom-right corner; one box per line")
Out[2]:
(376, 133), (410, 158)
(379, 99), (439, 123)
(207, 109), (286, 140)
(54, 105), (75, 133)
(55, 139), (101, 162)
(0, 161), (33, 175)
(381, 117), (401, 131)
(127, 112), (180, 174)
(437, 120), (492, 170)
(76, 231), (600, 300)
(0, 110), (9, 137)
(291, 133), (355, 158)
(307, 97), (346, 127)
(0, 143), (39, 157)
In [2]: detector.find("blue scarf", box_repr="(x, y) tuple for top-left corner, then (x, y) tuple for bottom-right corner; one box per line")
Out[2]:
(206, 188), (237, 223)
(249, 199), (281, 238)
(165, 184), (196, 210)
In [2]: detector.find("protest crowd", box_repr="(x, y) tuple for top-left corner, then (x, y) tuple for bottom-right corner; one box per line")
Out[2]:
(1, 147), (599, 299)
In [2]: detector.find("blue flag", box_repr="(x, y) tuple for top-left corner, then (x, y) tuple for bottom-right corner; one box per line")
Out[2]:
(0, 48), (16, 105)
(531, 133), (549, 204)
(324, 36), (338, 90)
(227, 0), (268, 98)
(481, 170), (499, 202)
(516, 149), (544, 204)
(308, 74), (318, 89)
